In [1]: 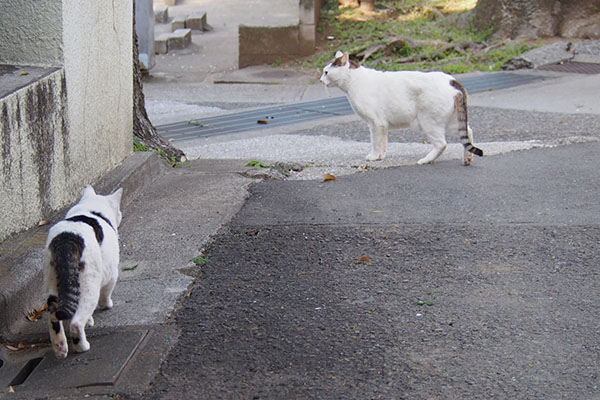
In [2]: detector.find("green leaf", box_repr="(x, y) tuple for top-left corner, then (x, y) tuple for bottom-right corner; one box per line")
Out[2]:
(192, 256), (209, 265)
(246, 160), (270, 168)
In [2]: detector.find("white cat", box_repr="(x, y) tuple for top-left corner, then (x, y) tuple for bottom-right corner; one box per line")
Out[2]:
(320, 51), (483, 165)
(45, 185), (123, 358)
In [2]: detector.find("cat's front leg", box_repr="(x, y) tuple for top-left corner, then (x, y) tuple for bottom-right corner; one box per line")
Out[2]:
(98, 278), (116, 310)
(367, 125), (388, 161)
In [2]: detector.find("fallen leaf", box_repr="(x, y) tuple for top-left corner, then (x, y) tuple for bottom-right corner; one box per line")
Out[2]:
(26, 303), (48, 321)
(188, 120), (204, 127)
(18, 341), (26, 350)
(323, 173), (336, 182)
(37, 220), (50, 227)
(8, 386), (15, 393)
(357, 256), (372, 264)
(20, 71), (29, 76)
(257, 119), (269, 124)
(122, 264), (138, 272)
(6, 345), (19, 351)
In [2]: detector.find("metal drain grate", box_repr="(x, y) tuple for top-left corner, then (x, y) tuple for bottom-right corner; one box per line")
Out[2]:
(157, 72), (546, 142)
(538, 61), (600, 74)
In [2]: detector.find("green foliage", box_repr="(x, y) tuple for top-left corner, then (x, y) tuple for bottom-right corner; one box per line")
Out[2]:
(307, 0), (532, 73)
(246, 160), (271, 168)
(133, 136), (149, 152)
(192, 256), (210, 265)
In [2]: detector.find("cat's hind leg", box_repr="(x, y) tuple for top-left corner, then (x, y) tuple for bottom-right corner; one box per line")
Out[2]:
(417, 136), (447, 165)
(69, 278), (99, 353)
(463, 126), (475, 166)
(47, 295), (69, 358)
(367, 124), (388, 161)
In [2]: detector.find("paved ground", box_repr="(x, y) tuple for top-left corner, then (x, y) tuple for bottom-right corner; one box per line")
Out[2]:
(128, 142), (600, 400)
(2, 0), (600, 398)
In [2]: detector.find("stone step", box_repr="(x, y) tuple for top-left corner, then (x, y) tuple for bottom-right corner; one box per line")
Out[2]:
(170, 12), (208, 32)
(154, 5), (168, 24)
(154, 28), (192, 54)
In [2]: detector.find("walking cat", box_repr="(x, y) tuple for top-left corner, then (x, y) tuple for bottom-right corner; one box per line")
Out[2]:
(320, 51), (483, 165)
(45, 185), (123, 358)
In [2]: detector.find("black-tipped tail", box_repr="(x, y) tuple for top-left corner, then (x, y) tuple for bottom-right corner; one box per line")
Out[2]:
(467, 145), (484, 157)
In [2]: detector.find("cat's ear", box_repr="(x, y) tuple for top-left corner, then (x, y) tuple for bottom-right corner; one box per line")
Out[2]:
(335, 50), (344, 58)
(341, 53), (350, 66)
(82, 185), (96, 197)
(109, 188), (123, 205)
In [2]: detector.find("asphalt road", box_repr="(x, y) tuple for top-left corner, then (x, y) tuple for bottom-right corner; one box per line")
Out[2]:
(129, 142), (600, 399)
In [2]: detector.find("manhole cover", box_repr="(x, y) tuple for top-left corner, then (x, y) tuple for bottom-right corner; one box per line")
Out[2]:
(13, 330), (148, 391)
(538, 61), (600, 74)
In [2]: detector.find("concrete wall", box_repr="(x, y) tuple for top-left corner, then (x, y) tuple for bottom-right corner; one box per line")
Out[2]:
(1, 71), (69, 238)
(0, 1), (133, 242)
(0, 0), (63, 67)
(238, 0), (323, 68)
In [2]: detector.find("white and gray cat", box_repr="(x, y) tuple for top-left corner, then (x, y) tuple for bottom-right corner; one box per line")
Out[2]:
(320, 51), (483, 165)
(45, 185), (123, 358)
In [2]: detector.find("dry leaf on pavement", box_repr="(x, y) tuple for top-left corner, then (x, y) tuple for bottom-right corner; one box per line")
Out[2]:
(26, 303), (48, 321)
(323, 173), (336, 182)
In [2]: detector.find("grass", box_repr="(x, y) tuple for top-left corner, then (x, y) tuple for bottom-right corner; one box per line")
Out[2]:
(134, 136), (189, 168)
(191, 256), (210, 265)
(305, 0), (532, 74)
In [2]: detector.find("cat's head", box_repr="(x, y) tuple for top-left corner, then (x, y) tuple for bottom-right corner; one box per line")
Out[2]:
(320, 51), (360, 88)
(81, 185), (123, 227)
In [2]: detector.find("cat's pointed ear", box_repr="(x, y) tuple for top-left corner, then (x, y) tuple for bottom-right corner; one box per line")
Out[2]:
(341, 53), (350, 66)
(82, 185), (96, 197)
(109, 188), (123, 205)
(335, 50), (344, 58)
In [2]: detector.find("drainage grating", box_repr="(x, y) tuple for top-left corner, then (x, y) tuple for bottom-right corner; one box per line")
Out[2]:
(538, 61), (600, 74)
(157, 72), (546, 142)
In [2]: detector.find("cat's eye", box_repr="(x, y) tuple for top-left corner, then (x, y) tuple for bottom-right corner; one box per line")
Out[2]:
(324, 71), (328, 75)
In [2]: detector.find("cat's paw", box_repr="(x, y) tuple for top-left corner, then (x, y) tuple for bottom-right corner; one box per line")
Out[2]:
(86, 316), (94, 328)
(417, 158), (432, 165)
(53, 340), (69, 359)
(72, 339), (90, 353)
(99, 297), (113, 310)
(366, 153), (384, 161)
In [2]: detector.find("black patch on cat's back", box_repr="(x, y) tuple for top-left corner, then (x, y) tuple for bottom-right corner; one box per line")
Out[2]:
(66, 215), (104, 243)
(91, 211), (114, 230)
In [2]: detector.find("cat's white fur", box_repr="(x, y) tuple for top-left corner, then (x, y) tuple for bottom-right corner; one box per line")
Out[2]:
(45, 185), (122, 358)
(320, 51), (482, 165)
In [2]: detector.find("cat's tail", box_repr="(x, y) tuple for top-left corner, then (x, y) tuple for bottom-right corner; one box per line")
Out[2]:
(450, 79), (484, 157)
(48, 232), (83, 320)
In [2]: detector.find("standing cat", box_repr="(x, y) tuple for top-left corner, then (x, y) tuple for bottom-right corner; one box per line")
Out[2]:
(320, 51), (483, 165)
(45, 185), (123, 358)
